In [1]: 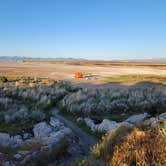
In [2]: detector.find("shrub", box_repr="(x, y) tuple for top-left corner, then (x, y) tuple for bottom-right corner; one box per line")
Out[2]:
(0, 76), (8, 83)
(62, 86), (166, 116)
(79, 127), (166, 166)
(110, 128), (166, 166)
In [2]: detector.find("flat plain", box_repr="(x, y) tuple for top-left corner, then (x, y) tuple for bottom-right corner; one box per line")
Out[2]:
(0, 61), (166, 85)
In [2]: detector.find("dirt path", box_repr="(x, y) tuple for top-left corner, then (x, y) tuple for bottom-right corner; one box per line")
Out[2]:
(49, 108), (97, 165)
(51, 108), (97, 155)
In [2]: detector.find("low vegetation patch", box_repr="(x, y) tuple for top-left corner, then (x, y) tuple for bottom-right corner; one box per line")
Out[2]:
(105, 74), (166, 85)
(0, 76), (8, 83)
(79, 125), (166, 166)
(0, 77), (78, 133)
(59, 109), (105, 139)
(61, 85), (166, 121)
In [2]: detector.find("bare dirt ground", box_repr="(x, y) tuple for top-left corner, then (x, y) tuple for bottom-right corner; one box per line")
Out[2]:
(0, 61), (166, 84)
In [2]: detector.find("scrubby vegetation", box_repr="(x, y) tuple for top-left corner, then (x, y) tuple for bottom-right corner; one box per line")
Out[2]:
(105, 74), (166, 85)
(61, 85), (166, 122)
(0, 76), (166, 165)
(0, 77), (77, 134)
(0, 76), (8, 83)
(79, 124), (166, 166)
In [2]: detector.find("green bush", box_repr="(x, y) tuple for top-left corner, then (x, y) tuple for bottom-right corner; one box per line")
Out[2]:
(0, 76), (8, 83)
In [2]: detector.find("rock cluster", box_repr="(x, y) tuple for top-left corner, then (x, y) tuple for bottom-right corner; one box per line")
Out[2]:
(0, 117), (74, 166)
(84, 113), (166, 133)
(33, 118), (73, 146)
(0, 133), (23, 148)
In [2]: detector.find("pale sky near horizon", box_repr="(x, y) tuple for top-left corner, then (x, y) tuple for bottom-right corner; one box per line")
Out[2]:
(0, 0), (166, 60)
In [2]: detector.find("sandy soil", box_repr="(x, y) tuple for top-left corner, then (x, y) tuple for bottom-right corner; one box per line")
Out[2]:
(0, 61), (166, 83)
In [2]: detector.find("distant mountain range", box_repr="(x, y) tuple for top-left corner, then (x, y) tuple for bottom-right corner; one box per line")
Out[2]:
(126, 57), (166, 62)
(0, 56), (166, 62)
(0, 56), (85, 61)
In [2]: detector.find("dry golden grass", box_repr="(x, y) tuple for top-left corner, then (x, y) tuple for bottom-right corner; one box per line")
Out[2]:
(79, 125), (166, 166)
(110, 128), (166, 166)
(105, 74), (166, 85)
(1, 61), (166, 85)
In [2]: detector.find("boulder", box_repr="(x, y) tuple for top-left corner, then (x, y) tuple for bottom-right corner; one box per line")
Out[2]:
(125, 113), (150, 124)
(23, 133), (32, 140)
(76, 117), (83, 122)
(33, 120), (74, 147)
(120, 122), (134, 129)
(18, 150), (31, 156)
(45, 131), (65, 145)
(49, 117), (64, 130)
(97, 119), (120, 132)
(0, 133), (10, 147)
(158, 112), (166, 120)
(2, 161), (16, 166)
(0, 133), (23, 148)
(33, 122), (53, 139)
(84, 118), (97, 131)
(14, 154), (22, 160)
(10, 135), (23, 148)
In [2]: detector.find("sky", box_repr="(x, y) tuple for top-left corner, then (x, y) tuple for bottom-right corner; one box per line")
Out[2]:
(0, 0), (166, 60)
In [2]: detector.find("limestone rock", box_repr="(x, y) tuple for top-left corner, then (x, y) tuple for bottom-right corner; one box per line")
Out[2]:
(158, 112), (166, 120)
(125, 113), (150, 124)
(33, 122), (53, 139)
(76, 117), (83, 122)
(120, 121), (134, 129)
(0, 133), (10, 147)
(97, 119), (120, 132)
(84, 118), (97, 131)
(14, 154), (22, 160)
(49, 117), (64, 130)
(11, 135), (23, 148)
(2, 161), (16, 166)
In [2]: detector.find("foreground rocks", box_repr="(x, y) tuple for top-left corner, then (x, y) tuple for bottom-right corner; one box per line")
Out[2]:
(0, 112), (165, 165)
(0, 133), (23, 148)
(125, 113), (150, 124)
(0, 117), (77, 166)
(84, 113), (166, 133)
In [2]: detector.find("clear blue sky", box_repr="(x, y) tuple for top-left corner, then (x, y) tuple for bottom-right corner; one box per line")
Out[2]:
(0, 0), (166, 60)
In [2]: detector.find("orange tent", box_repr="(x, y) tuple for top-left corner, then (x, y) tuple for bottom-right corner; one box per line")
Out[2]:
(75, 72), (83, 78)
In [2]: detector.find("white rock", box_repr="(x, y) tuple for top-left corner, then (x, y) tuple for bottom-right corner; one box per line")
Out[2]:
(120, 122), (134, 129)
(2, 161), (16, 166)
(76, 117), (83, 122)
(125, 113), (150, 124)
(84, 118), (97, 131)
(46, 131), (65, 145)
(0, 133), (10, 147)
(33, 122), (53, 139)
(151, 120), (159, 128)
(18, 150), (31, 156)
(97, 119), (120, 132)
(33, 120), (73, 147)
(49, 117), (64, 129)
(11, 135), (23, 148)
(23, 133), (32, 140)
(14, 154), (22, 160)
(158, 112), (166, 120)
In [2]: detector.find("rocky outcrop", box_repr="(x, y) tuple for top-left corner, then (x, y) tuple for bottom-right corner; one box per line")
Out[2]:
(84, 113), (165, 133)
(33, 118), (73, 146)
(158, 112), (166, 120)
(85, 118), (121, 133)
(0, 117), (75, 165)
(97, 119), (120, 132)
(84, 118), (97, 131)
(33, 122), (53, 139)
(125, 113), (150, 124)
(0, 133), (23, 148)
